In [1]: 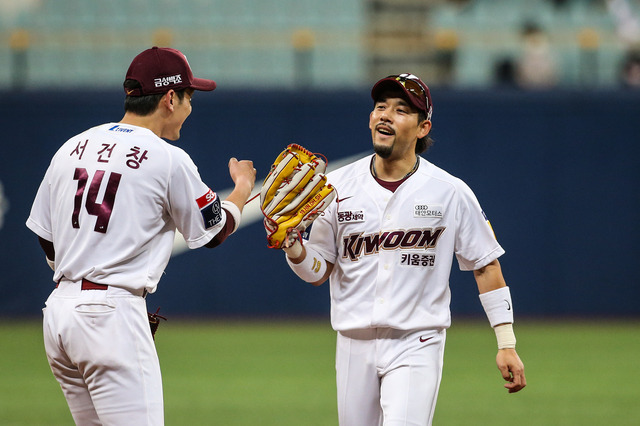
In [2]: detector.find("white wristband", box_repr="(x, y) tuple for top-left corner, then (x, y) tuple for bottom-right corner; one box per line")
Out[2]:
(221, 200), (242, 234)
(479, 286), (514, 327)
(494, 323), (517, 349)
(285, 245), (327, 283)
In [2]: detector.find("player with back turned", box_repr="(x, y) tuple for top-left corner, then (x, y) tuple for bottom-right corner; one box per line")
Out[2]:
(275, 73), (526, 425)
(26, 47), (256, 425)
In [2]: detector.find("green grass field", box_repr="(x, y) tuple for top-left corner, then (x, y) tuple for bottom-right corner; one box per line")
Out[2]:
(1, 318), (638, 425)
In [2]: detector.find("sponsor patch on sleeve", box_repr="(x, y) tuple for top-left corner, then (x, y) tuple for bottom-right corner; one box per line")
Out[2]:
(196, 189), (222, 229)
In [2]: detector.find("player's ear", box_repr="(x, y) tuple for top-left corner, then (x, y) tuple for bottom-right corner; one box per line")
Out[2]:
(417, 119), (432, 138)
(163, 90), (175, 111)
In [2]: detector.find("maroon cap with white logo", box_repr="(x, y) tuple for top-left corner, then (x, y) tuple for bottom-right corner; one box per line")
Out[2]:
(124, 46), (216, 96)
(371, 73), (433, 121)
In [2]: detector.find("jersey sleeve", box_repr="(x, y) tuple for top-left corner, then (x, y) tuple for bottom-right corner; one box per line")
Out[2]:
(166, 150), (229, 250)
(305, 196), (339, 263)
(26, 163), (54, 241)
(454, 181), (505, 271)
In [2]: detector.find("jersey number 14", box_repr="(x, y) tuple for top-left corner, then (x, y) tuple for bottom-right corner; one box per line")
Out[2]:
(72, 168), (122, 233)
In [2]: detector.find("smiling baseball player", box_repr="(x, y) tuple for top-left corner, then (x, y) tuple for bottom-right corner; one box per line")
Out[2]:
(26, 47), (256, 425)
(275, 73), (526, 425)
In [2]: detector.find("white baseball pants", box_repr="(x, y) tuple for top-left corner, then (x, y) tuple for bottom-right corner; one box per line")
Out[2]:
(42, 280), (163, 425)
(335, 328), (446, 426)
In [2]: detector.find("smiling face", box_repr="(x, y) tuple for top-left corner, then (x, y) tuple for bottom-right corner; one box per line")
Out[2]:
(369, 90), (431, 160)
(161, 89), (194, 141)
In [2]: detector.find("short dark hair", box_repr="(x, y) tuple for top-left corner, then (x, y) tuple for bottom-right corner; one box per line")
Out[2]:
(123, 79), (187, 116)
(416, 110), (435, 154)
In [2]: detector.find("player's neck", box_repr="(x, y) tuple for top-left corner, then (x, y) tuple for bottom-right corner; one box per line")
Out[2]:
(372, 154), (419, 182)
(120, 113), (163, 138)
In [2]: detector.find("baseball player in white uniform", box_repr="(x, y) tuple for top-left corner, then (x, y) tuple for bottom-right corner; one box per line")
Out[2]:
(26, 47), (256, 425)
(281, 73), (526, 425)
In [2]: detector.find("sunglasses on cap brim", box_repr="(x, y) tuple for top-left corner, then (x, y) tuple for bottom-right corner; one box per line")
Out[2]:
(388, 75), (427, 107)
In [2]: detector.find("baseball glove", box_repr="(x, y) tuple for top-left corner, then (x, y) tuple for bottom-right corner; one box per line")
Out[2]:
(148, 308), (167, 340)
(261, 144), (336, 249)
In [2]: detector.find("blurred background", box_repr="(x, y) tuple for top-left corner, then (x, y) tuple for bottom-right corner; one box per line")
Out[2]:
(3, 0), (640, 89)
(1, 0), (639, 320)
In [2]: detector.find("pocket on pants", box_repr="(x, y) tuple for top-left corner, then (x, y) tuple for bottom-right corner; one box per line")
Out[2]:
(75, 303), (116, 314)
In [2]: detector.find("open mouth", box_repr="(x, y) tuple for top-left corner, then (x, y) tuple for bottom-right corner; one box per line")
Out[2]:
(376, 124), (395, 136)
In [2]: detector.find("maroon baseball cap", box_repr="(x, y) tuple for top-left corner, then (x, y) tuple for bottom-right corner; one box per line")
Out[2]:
(371, 73), (433, 120)
(124, 46), (216, 96)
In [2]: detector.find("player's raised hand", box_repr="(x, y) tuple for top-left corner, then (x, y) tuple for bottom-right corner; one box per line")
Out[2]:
(225, 158), (256, 211)
(496, 348), (526, 393)
(228, 157), (256, 191)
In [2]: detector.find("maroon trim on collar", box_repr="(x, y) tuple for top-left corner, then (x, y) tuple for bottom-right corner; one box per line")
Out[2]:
(372, 174), (409, 193)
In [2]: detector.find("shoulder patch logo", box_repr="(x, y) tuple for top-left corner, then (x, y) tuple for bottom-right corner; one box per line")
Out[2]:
(196, 189), (222, 229)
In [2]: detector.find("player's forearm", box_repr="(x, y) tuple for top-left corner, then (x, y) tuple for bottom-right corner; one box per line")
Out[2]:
(284, 241), (332, 286)
(474, 259), (507, 294)
(223, 180), (253, 213)
(225, 157), (256, 212)
(482, 288), (517, 349)
(283, 240), (305, 263)
(475, 259), (518, 350)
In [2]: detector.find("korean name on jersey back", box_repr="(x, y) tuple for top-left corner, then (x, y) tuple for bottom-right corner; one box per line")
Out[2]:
(196, 189), (222, 229)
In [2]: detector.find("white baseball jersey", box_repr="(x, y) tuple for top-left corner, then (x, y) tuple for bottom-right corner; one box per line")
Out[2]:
(26, 122), (230, 294)
(307, 155), (504, 332)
